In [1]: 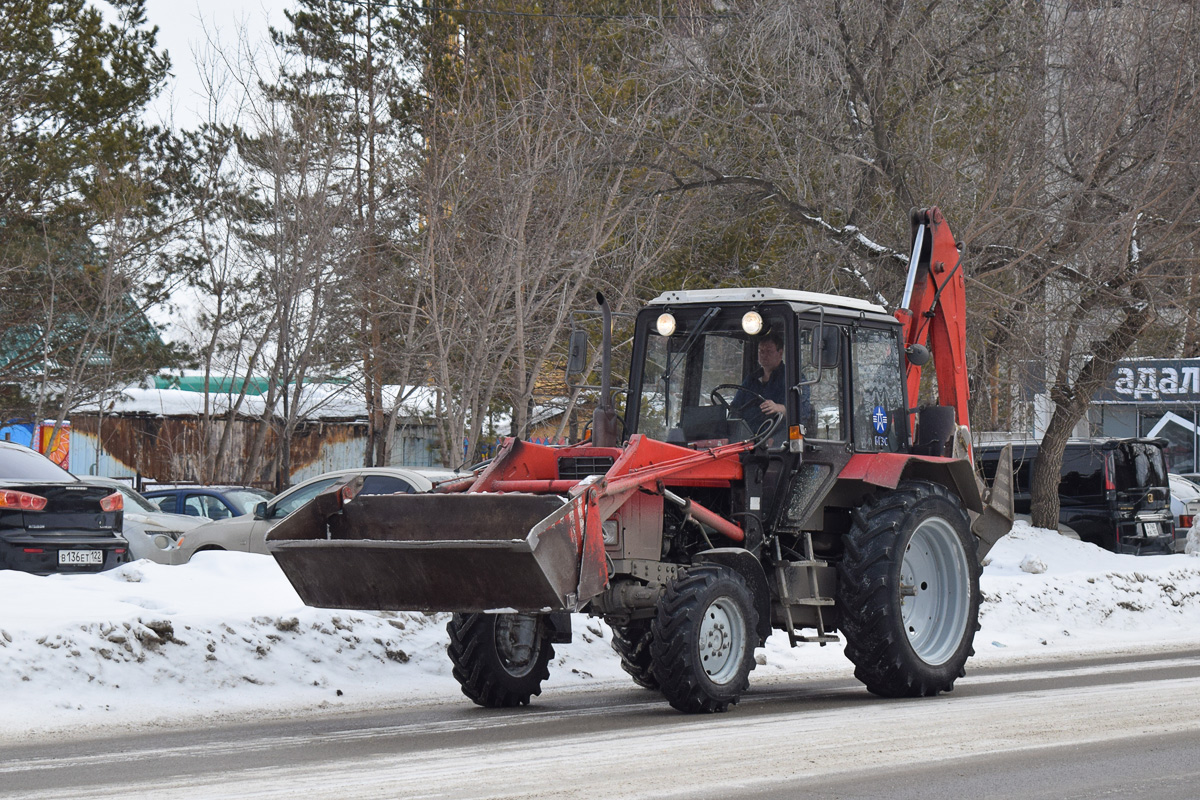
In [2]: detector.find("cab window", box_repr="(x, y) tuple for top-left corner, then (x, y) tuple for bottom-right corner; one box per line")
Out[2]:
(851, 327), (904, 452)
(698, 335), (746, 405)
(633, 309), (788, 442)
(797, 326), (844, 440)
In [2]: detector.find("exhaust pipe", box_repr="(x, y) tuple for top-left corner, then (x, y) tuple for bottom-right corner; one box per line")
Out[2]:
(592, 292), (619, 447)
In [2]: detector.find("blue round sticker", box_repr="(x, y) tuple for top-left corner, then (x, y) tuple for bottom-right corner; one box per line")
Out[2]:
(872, 406), (888, 434)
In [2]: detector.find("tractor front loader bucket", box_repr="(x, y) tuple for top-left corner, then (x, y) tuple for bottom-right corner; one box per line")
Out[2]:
(267, 487), (585, 613)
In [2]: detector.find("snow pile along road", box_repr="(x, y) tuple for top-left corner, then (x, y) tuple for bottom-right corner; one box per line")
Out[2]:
(2, 522), (1199, 741)
(978, 523), (1200, 654)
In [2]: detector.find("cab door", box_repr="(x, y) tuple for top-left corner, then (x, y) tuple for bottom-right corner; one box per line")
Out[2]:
(767, 321), (850, 540)
(848, 325), (907, 454)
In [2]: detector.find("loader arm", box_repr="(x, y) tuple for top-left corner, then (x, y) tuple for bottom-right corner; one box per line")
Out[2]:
(268, 434), (755, 613)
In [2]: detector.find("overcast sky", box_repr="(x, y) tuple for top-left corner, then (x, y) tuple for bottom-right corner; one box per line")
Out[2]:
(143, 0), (289, 129)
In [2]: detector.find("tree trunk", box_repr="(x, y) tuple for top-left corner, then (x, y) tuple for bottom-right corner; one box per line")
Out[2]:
(1029, 407), (1074, 530)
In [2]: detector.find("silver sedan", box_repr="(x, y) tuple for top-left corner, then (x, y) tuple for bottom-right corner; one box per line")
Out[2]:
(79, 477), (204, 565)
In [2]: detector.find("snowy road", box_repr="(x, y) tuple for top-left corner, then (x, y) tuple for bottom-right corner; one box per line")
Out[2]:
(3, 649), (1198, 800)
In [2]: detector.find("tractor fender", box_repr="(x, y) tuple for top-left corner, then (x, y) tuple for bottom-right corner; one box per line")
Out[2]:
(694, 548), (773, 645)
(837, 453), (984, 513)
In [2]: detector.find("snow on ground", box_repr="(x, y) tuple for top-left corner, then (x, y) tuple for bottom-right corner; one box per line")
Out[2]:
(2, 522), (1200, 743)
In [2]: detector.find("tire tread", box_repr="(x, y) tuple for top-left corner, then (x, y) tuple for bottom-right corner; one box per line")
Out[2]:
(836, 480), (980, 698)
(447, 613), (553, 708)
(650, 564), (758, 713)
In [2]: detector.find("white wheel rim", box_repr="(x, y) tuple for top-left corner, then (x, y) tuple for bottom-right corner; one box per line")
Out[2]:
(900, 517), (971, 666)
(698, 596), (747, 685)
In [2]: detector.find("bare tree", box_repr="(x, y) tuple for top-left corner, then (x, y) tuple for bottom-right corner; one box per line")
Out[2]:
(629, 0), (1039, 299)
(416, 10), (694, 463)
(182, 27), (357, 488)
(270, 0), (427, 467)
(173, 118), (279, 483)
(1020, 2), (1200, 528)
(621, 1), (1200, 530)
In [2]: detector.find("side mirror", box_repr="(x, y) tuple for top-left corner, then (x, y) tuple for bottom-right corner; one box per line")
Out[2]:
(905, 343), (931, 366)
(254, 502), (269, 520)
(566, 329), (589, 375)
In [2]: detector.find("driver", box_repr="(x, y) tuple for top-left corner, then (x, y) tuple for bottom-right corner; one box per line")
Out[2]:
(731, 332), (786, 431)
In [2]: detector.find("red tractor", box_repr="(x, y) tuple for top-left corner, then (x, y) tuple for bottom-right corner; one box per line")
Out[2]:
(269, 208), (1014, 713)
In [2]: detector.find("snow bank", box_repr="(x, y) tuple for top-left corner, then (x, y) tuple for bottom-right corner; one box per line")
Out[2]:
(3, 523), (1200, 741)
(976, 521), (1200, 657)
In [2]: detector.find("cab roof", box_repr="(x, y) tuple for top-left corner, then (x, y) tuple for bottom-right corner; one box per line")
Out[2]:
(647, 287), (889, 316)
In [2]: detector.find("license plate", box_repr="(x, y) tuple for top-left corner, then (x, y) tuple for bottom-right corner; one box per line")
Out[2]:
(58, 549), (102, 565)
(1140, 522), (1162, 538)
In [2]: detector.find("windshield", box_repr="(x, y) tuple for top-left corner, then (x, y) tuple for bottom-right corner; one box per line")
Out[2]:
(634, 307), (788, 442)
(273, 478), (341, 518)
(1170, 474), (1200, 501)
(1112, 442), (1168, 490)
(224, 488), (273, 514)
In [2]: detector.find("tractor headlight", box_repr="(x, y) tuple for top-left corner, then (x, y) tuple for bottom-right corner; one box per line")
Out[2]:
(602, 520), (620, 545)
(741, 310), (764, 335)
(656, 313), (676, 337)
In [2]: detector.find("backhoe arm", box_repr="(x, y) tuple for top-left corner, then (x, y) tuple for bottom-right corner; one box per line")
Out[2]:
(894, 206), (971, 441)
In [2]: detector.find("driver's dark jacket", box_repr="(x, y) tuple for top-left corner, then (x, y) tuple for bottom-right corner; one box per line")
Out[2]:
(731, 366), (786, 431)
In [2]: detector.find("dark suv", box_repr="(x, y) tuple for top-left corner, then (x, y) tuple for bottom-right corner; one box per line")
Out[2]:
(977, 438), (1174, 555)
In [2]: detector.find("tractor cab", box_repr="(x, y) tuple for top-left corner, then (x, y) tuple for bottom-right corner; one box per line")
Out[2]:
(626, 288), (910, 457)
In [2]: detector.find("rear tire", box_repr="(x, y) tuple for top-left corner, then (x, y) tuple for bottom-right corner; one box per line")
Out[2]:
(837, 480), (980, 698)
(650, 564), (758, 713)
(447, 613), (553, 708)
(610, 621), (658, 690)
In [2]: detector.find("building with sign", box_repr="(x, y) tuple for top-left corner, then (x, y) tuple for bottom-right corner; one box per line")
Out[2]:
(1092, 358), (1200, 473)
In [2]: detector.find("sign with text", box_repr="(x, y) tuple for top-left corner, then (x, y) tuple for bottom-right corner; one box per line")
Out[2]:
(1094, 359), (1200, 404)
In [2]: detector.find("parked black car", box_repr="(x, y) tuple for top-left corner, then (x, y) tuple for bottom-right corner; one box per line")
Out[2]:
(0, 441), (129, 574)
(976, 438), (1175, 555)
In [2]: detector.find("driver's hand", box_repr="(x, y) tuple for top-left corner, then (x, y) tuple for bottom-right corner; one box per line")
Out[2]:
(760, 400), (785, 416)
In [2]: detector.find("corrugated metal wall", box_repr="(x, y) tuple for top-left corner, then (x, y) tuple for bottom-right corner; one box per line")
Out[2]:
(68, 413), (439, 488)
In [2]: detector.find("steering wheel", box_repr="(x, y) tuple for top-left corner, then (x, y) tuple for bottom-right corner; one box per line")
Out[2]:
(711, 383), (764, 414)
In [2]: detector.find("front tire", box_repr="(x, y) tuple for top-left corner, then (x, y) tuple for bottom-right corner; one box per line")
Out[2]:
(650, 564), (758, 713)
(447, 613), (553, 708)
(610, 621), (658, 690)
(837, 480), (980, 698)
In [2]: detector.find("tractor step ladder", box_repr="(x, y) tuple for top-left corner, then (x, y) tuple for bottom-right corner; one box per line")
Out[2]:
(774, 533), (839, 647)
